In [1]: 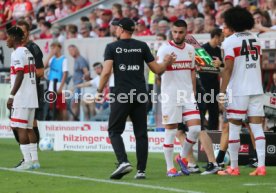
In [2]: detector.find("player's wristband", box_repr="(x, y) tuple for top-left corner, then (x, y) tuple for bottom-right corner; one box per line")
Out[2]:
(9, 95), (14, 99)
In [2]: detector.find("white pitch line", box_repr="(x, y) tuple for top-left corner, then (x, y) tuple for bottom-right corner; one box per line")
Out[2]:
(243, 183), (276, 186)
(0, 167), (203, 193)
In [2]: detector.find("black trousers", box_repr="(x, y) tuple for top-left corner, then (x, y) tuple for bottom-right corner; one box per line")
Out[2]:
(108, 100), (148, 171)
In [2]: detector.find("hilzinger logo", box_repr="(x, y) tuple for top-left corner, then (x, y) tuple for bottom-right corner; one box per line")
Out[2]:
(119, 64), (126, 71)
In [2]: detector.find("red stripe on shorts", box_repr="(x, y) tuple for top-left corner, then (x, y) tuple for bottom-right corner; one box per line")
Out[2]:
(227, 109), (247, 114)
(163, 144), (174, 148)
(182, 110), (200, 116)
(229, 139), (240, 143)
(11, 118), (28, 124)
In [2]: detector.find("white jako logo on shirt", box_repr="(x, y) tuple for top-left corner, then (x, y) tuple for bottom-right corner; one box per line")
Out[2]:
(119, 64), (126, 71)
(116, 47), (123, 53)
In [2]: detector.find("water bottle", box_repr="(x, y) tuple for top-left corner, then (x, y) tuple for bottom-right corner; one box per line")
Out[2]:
(147, 111), (156, 126)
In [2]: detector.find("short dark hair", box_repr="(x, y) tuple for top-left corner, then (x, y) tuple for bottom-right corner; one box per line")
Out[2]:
(223, 7), (254, 32)
(17, 20), (30, 32)
(173, 19), (187, 28)
(222, 1), (233, 7)
(42, 21), (52, 29)
(156, 33), (167, 40)
(93, 62), (102, 68)
(7, 26), (24, 43)
(210, 28), (222, 38)
(80, 16), (89, 22)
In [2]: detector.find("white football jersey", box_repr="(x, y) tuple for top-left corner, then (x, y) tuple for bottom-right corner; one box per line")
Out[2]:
(222, 32), (263, 96)
(157, 41), (195, 106)
(10, 47), (38, 108)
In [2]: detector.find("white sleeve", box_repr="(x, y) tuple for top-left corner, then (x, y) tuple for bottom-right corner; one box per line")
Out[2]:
(13, 49), (25, 71)
(89, 79), (96, 87)
(222, 38), (235, 60)
(156, 45), (166, 64)
(62, 58), (69, 72)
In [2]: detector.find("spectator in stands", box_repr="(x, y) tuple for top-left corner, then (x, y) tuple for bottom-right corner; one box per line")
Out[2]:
(8, 0), (33, 21)
(204, 14), (216, 33)
(97, 23), (110, 37)
(221, 1), (233, 12)
(63, 0), (76, 14)
(140, 6), (153, 28)
(68, 44), (90, 120)
(156, 33), (167, 41)
(88, 11), (98, 29)
(122, 5), (131, 18)
(152, 5), (169, 23)
(157, 20), (170, 36)
(80, 21), (98, 38)
(186, 3), (204, 18)
(112, 3), (123, 20)
(135, 19), (152, 36)
(193, 17), (205, 33)
(239, 0), (250, 10)
(51, 24), (66, 43)
(0, 29), (6, 40)
(203, 0), (216, 16)
(186, 17), (195, 34)
(215, 11), (224, 28)
(72, 0), (91, 11)
(267, 0), (276, 25)
(55, 0), (68, 20)
(39, 21), (53, 39)
(45, 6), (56, 22)
(44, 41), (68, 120)
(24, 16), (37, 31)
(131, 0), (145, 16)
(100, 9), (113, 26)
(67, 24), (81, 39)
(130, 7), (140, 22)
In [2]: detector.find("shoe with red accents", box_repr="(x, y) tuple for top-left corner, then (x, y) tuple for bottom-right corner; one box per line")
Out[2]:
(217, 166), (240, 176)
(175, 154), (190, 175)
(249, 166), (266, 176)
(167, 168), (182, 177)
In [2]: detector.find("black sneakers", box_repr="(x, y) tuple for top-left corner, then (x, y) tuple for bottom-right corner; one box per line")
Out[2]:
(248, 158), (258, 168)
(201, 162), (220, 175)
(110, 162), (133, 180)
(134, 170), (146, 179)
(188, 165), (201, 173)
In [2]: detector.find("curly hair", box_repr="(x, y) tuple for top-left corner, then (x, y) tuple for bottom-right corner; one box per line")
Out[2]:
(223, 6), (254, 32)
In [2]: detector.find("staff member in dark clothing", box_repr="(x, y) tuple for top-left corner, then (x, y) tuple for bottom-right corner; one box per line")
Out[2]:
(13, 20), (44, 168)
(97, 18), (175, 180)
(199, 28), (224, 130)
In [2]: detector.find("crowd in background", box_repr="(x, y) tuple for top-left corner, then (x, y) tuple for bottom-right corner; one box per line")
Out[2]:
(1, 0), (276, 129)
(0, 0), (276, 41)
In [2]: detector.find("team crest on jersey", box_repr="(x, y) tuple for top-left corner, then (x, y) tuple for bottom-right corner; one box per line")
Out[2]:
(188, 51), (193, 59)
(162, 115), (169, 123)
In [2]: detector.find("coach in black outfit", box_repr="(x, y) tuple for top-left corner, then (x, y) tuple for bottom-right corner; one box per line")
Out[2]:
(97, 18), (175, 180)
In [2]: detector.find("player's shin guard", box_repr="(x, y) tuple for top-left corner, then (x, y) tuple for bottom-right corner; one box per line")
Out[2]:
(164, 129), (177, 171)
(228, 123), (241, 168)
(180, 125), (200, 158)
(249, 123), (266, 167)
